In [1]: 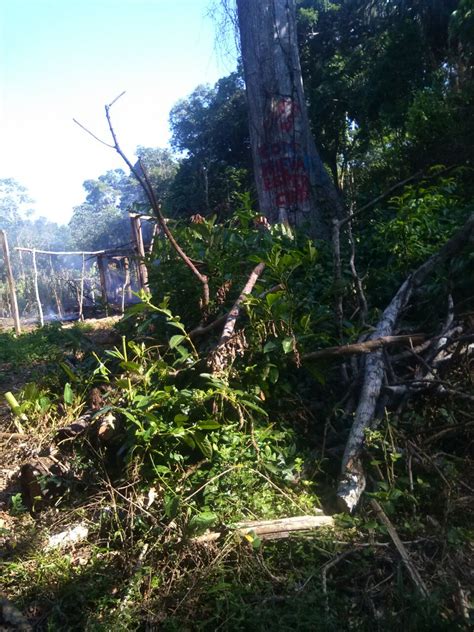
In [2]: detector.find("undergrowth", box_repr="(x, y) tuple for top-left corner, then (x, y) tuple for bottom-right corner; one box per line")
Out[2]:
(1, 203), (473, 630)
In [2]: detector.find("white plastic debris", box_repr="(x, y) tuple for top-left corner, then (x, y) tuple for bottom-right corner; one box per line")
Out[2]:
(46, 523), (89, 549)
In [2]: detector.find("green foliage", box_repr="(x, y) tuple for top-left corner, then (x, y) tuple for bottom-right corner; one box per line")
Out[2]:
(0, 323), (86, 367)
(374, 170), (471, 273)
(168, 71), (252, 218)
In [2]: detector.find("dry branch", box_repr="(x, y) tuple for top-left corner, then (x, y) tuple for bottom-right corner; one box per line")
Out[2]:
(337, 212), (474, 512)
(370, 499), (429, 598)
(189, 283), (283, 340)
(208, 262), (266, 371)
(302, 335), (425, 361)
(218, 262), (266, 346)
(74, 97), (210, 310)
(192, 514), (334, 543)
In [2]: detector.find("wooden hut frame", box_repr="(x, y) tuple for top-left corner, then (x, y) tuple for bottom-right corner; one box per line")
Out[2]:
(1, 212), (157, 327)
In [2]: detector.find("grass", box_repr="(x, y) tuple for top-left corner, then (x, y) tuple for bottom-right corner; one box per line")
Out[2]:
(0, 323), (89, 367)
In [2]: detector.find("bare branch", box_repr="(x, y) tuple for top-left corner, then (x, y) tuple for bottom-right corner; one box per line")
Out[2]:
(218, 262), (266, 346)
(302, 335), (425, 361)
(72, 118), (114, 149)
(108, 90), (126, 108)
(76, 96), (210, 310)
(370, 499), (429, 598)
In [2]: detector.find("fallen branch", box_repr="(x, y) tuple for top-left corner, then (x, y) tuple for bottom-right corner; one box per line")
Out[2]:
(0, 432), (28, 440)
(337, 213), (474, 512)
(370, 499), (429, 598)
(192, 514), (334, 543)
(302, 334), (425, 361)
(189, 283), (283, 340)
(208, 262), (266, 371)
(218, 262), (266, 346)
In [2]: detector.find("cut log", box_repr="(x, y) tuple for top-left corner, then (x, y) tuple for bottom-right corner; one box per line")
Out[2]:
(337, 213), (474, 512)
(192, 514), (334, 543)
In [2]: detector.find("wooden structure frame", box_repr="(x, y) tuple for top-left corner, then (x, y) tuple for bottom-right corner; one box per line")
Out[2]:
(1, 212), (157, 327)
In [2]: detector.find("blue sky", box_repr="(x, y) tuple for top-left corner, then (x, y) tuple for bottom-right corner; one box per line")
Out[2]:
(0, 0), (237, 224)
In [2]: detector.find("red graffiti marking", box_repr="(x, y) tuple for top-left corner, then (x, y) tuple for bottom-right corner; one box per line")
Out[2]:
(275, 97), (301, 133)
(259, 140), (311, 207)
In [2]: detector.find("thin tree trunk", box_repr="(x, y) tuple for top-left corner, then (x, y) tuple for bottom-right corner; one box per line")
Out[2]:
(0, 230), (21, 334)
(236, 0), (342, 238)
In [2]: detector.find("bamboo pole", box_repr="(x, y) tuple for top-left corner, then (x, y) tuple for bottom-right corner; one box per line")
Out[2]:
(120, 257), (132, 314)
(0, 230), (21, 334)
(78, 252), (85, 321)
(15, 247), (118, 256)
(31, 249), (44, 326)
(96, 255), (109, 316)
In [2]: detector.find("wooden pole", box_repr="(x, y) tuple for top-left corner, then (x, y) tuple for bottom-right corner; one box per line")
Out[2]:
(120, 257), (132, 314)
(49, 255), (63, 319)
(148, 222), (159, 254)
(31, 249), (44, 327)
(78, 252), (85, 321)
(96, 255), (109, 316)
(124, 257), (132, 301)
(130, 214), (148, 290)
(0, 230), (22, 334)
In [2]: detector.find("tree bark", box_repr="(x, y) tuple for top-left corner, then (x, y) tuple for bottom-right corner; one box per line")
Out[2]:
(236, 0), (342, 238)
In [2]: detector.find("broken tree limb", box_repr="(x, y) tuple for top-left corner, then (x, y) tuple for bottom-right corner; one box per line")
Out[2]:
(218, 262), (266, 346)
(189, 284), (283, 340)
(302, 335), (425, 361)
(192, 514), (334, 543)
(207, 263), (266, 371)
(337, 212), (474, 512)
(370, 499), (429, 598)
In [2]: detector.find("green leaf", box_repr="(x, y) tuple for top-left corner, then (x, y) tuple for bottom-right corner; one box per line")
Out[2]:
(241, 399), (268, 417)
(188, 511), (217, 535)
(194, 432), (213, 458)
(197, 420), (221, 430)
(282, 337), (294, 354)
(174, 413), (188, 424)
(164, 494), (180, 519)
(120, 361), (142, 373)
(63, 382), (74, 406)
(263, 340), (278, 353)
(167, 320), (186, 333)
(266, 291), (283, 307)
(169, 334), (186, 349)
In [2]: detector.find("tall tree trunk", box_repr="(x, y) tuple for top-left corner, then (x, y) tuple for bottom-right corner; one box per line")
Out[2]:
(236, 0), (342, 239)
